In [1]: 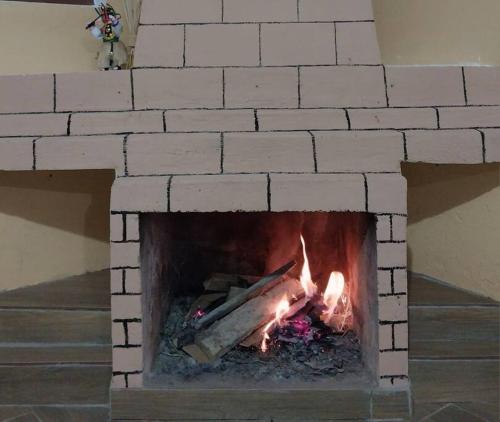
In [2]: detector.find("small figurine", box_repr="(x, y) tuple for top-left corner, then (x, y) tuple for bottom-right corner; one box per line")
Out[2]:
(86, 0), (128, 70)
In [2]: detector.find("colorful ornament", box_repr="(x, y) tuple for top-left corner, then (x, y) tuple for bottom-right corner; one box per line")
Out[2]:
(86, 1), (128, 70)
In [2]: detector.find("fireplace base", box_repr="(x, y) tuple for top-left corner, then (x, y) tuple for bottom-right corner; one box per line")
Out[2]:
(111, 387), (410, 421)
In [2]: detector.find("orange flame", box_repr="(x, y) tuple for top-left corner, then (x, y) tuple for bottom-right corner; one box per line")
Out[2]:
(322, 271), (345, 322)
(261, 295), (290, 352)
(321, 271), (352, 331)
(260, 235), (352, 353)
(300, 235), (317, 298)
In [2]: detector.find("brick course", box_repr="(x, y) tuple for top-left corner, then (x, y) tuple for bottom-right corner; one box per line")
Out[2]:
(301, 66), (386, 108)
(223, 132), (314, 173)
(386, 67), (465, 107)
(133, 69), (223, 109)
(0, 74), (53, 113)
(0, 113), (68, 137)
(261, 23), (336, 66)
(186, 24), (260, 67)
(223, 0), (297, 22)
(126, 133), (221, 176)
(140, 0), (222, 24)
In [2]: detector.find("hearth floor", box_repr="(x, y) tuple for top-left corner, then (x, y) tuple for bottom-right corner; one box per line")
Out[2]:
(0, 271), (498, 421)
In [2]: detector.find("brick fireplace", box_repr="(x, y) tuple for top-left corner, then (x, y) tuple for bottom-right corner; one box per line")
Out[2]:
(0, 0), (499, 419)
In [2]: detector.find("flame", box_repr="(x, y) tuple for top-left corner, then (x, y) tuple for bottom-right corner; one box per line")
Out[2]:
(322, 271), (345, 322)
(259, 235), (353, 353)
(261, 296), (290, 352)
(321, 271), (352, 331)
(300, 235), (318, 298)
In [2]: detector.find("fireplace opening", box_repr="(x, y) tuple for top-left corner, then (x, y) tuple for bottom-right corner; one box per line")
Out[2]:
(140, 212), (378, 388)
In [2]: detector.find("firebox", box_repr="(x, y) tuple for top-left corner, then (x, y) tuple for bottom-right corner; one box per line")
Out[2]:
(139, 212), (378, 388)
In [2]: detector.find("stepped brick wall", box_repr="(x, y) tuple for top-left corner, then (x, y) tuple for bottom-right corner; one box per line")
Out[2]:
(0, 0), (499, 393)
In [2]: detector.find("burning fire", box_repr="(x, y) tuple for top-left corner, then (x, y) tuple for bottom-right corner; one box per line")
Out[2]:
(321, 271), (345, 325)
(260, 234), (352, 352)
(299, 235), (318, 298)
(261, 295), (290, 352)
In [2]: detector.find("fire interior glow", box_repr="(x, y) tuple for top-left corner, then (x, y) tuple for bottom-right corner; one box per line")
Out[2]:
(260, 234), (353, 353)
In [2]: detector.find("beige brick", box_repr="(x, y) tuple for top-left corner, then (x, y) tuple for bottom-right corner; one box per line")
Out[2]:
(405, 130), (483, 163)
(111, 214), (124, 242)
(392, 216), (407, 242)
(133, 69), (223, 109)
(270, 174), (365, 211)
(165, 109), (254, 132)
(465, 67), (500, 106)
(378, 243), (406, 268)
(171, 174), (268, 212)
(127, 373), (143, 388)
(257, 109), (348, 131)
(186, 24), (259, 66)
(113, 347), (143, 372)
(225, 68), (298, 108)
(134, 26), (184, 67)
(379, 325), (393, 350)
(386, 67), (465, 107)
(111, 374), (126, 389)
(70, 111), (163, 135)
(393, 270), (407, 294)
(36, 135), (124, 173)
(56, 71), (132, 112)
(224, 132), (314, 173)
(379, 351), (408, 376)
(336, 22), (380, 65)
(125, 269), (142, 294)
(111, 269), (123, 294)
(127, 322), (143, 345)
(140, 0), (222, 24)
(439, 106), (500, 129)
(315, 130), (403, 172)
(299, 0), (374, 21)
(126, 214), (140, 242)
(377, 270), (392, 295)
(111, 177), (169, 212)
(0, 138), (33, 170)
(0, 74), (53, 113)
(394, 323), (408, 349)
(376, 216), (391, 242)
(482, 129), (500, 162)
(0, 113), (68, 137)
(223, 0), (297, 22)
(111, 295), (142, 320)
(127, 133), (220, 176)
(301, 66), (386, 108)
(112, 322), (126, 345)
(379, 295), (407, 321)
(261, 23), (335, 66)
(111, 242), (140, 268)
(349, 108), (437, 130)
(367, 174), (406, 214)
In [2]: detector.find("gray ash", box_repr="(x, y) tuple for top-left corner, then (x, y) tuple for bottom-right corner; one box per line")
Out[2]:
(153, 296), (362, 384)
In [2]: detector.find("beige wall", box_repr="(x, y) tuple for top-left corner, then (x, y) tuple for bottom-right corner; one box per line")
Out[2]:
(373, 0), (500, 66)
(0, 1), (499, 297)
(403, 164), (500, 301)
(0, 0), (136, 75)
(0, 171), (114, 292)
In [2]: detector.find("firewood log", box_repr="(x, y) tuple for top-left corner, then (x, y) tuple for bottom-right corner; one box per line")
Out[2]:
(184, 277), (304, 362)
(193, 260), (295, 331)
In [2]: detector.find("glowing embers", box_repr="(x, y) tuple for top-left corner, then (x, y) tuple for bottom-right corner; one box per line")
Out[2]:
(260, 234), (353, 353)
